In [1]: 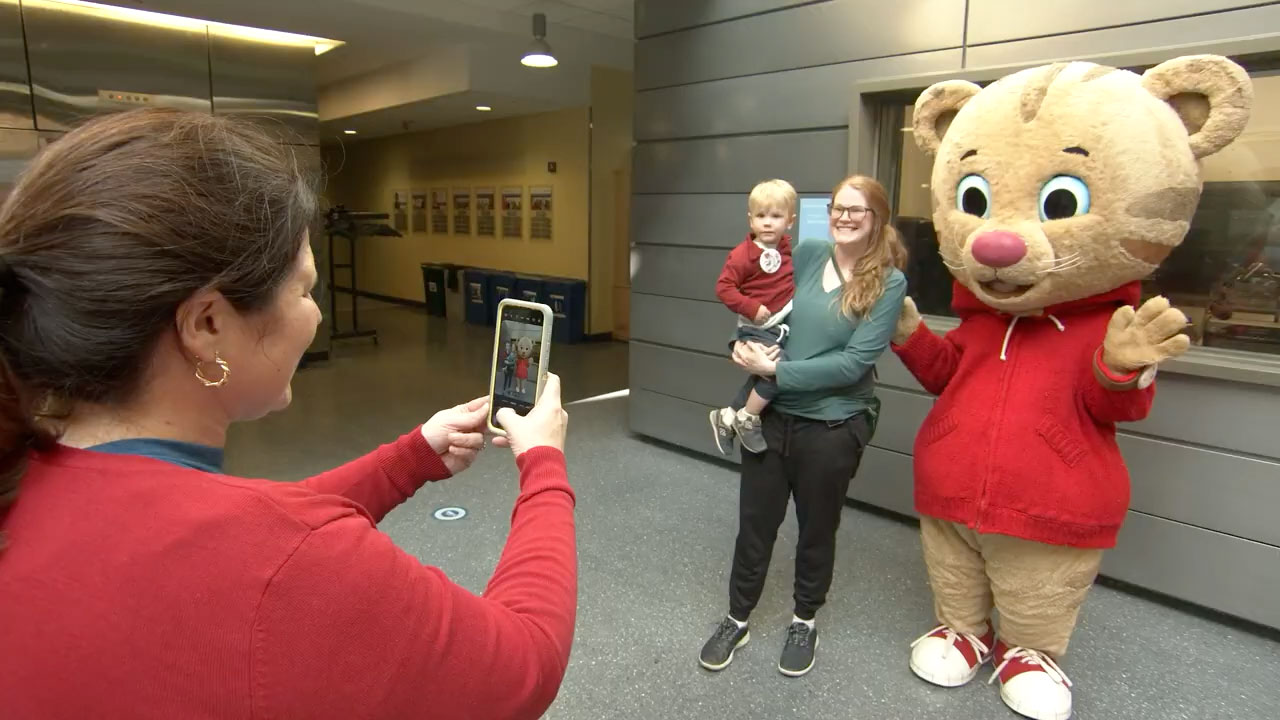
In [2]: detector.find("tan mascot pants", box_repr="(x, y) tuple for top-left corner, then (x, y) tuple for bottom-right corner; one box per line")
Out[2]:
(921, 517), (1104, 658)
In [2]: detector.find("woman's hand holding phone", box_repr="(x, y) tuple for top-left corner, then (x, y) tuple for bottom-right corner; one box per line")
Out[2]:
(495, 373), (568, 456)
(421, 396), (491, 475)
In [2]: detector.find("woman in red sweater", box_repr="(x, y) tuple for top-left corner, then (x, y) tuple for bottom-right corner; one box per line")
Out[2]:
(0, 109), (576, 720)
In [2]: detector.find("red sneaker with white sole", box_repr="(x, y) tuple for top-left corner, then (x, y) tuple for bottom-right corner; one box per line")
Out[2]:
(908, 624), (995, 687)
(989, 640), (1074, 720)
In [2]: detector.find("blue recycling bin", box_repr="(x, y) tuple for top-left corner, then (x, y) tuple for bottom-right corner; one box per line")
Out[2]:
(464, 268), (490, 325)
(513, 274), (545, 305)
(542, 277), (586, 344)
(485, 271), (517, 325)
(420, 264), (447, 317)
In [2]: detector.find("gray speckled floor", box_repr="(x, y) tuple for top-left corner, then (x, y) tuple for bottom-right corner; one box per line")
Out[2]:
(227, 299), (1280, 720)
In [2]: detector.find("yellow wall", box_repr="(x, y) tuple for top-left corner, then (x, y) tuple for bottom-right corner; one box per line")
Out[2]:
(589, 66), (634, 336)
(322, 106), (590, 303)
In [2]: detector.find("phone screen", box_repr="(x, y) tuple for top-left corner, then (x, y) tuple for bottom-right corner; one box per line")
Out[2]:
(491, 304), (547, 427)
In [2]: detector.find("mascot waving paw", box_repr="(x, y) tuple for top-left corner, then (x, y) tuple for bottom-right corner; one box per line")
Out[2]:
(892, 56), (1252, 720)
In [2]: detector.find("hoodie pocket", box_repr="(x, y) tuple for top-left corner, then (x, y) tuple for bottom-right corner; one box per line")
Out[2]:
(1036, 416), (1087, 467)
(919, 412), (958, 448)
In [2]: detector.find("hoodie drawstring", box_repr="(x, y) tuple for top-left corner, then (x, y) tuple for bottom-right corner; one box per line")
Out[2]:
(999, 314), (1066, 362)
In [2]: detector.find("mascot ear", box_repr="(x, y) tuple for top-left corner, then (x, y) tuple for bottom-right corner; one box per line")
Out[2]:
(1141, 54), (1253, 159)
(912, 80), (982, 156)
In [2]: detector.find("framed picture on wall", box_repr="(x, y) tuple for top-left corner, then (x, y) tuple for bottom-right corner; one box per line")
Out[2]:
(475, 187), (496, 237)
(392, 189), (409, 233)
(410, 190), (427, 233)
(502, 186), (523, 239)
(430, 188), (448, 234)
(530, 186), (552, 240)
(453, 188), (471, 236)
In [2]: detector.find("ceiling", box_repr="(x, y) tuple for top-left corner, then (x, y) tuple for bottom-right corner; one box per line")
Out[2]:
(113, 0), (634, 139)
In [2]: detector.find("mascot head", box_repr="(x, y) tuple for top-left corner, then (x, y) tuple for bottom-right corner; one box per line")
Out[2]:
(517, 336), (534, 358)
(913, 55), (1252, 314)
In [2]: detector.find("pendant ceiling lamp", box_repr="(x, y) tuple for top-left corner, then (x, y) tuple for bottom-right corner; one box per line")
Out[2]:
(521, 13), (558, 68)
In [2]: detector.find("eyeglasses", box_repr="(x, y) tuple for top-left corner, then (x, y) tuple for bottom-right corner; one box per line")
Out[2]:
(828, 204), (872, 220)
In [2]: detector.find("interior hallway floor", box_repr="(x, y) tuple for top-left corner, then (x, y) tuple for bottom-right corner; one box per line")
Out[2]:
(227, 299), (1280, 720)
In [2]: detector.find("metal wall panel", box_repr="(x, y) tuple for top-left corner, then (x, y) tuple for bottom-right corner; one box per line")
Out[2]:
(1120, 434), (1280, 546)
(636, 50), (961, 141)
(1104, 512), (1280, 629)
(872, 387), (931, 456)
(875, 352), (925, 393)
(630, 293), (735, 355)
(629, 387), (733, 459)
(1133, 374), (1280, 461)
(849, 446), (916, 517)
(23, 0), (211, 131)
(630, 341), (740, 408)
(631, 244), (725, 303)
(0, 0), (32, 131)
(635, 0), (822, 39)
(0, 128), (38, 202)
(635, 0), (964, 89)
(633, 194), (747, 249)
(965, 4), (1280, 68)
(634, 129), (846, 194)
(210, 31), (317, 145)
(966, 0), (1266, 46)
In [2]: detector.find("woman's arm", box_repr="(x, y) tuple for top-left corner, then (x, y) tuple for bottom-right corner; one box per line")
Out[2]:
(252, 447), (577, 720)
(774, 272), (908, 392)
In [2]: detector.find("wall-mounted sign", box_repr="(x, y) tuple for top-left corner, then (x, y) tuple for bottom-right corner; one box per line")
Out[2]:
(797, 196), (832, 247)
(475, 188), (495, 237)
(392, 189), (409, 233)
(530, 186), (552, 240)
(502, 186), (523, 239)
(453, 187), (471, 236)
(410, 190), (427, 233)
(430, 188), (448, 234)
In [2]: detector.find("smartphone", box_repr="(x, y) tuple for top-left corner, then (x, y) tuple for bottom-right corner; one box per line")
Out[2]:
(488, 299), (554, 435)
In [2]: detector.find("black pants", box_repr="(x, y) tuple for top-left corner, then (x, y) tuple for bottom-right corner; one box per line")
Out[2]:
(730, 324), (787, 409)
(729, 409), (871, 621)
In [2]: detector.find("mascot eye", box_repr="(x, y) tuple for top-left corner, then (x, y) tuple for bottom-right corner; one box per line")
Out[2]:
(955, 175), (991, 219)
(1039, 176), (1090, 221)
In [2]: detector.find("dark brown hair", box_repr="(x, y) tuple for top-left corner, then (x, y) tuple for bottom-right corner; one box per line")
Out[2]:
(0, 108), (317, 542)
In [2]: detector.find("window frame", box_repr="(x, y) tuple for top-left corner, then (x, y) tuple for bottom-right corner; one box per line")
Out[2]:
(848, 39), (1280, 388)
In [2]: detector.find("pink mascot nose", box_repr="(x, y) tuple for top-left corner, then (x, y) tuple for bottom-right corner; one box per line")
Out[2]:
(971, 231), (1028, 268)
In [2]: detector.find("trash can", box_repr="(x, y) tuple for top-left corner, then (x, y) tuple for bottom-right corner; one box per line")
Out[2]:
(441, 263), (462, 292)
(486, 271), (517, 325)
(513, 274), (545, 305)
(420, 264), (447, 318)
(445, 266), (465, 323)
(542, 277), (586, 344)
(464, 268), (490, 325)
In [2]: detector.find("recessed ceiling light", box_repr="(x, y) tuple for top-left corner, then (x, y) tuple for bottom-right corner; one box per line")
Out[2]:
(343, 129), (357, 135)
(475, 105), (492, 112)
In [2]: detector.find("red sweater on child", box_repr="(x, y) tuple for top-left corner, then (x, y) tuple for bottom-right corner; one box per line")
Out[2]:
(0, 432), (576, 720)
(892, 282), (1154, 549)
(715, 233), (794, 320)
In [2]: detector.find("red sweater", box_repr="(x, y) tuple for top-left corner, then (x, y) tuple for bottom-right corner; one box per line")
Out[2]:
(0, 432), (576, 719)
(892, 282), (1154, 549)
(715, 234), (795, 320)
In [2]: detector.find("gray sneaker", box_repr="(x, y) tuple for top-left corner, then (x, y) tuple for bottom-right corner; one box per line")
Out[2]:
(709, 408), (736, 455)
(778, 621), (819, 677)
(735, 412), (767, 454)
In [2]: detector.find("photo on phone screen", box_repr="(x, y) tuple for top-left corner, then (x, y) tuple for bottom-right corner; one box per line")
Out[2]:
(490, 302), (550, 430)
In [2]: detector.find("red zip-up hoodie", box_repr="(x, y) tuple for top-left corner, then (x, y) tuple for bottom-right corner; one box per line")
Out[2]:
(892, 282), (1154, 549)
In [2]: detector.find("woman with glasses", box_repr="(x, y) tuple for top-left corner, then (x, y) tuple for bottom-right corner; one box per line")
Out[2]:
(699, 175), (907, 678)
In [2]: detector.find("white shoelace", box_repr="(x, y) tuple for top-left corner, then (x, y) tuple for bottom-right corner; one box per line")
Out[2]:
(910, 625), (991, 662)
(989, 646), (1073, 688)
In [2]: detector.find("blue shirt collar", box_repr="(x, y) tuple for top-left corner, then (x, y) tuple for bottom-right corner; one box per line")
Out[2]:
(89, 438), (224, 473)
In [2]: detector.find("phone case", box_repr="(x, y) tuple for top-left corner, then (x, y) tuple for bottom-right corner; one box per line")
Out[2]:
(487, 299), (554, 435)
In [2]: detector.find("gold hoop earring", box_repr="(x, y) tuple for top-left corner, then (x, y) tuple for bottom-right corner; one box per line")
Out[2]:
(194, 352), (231, 388)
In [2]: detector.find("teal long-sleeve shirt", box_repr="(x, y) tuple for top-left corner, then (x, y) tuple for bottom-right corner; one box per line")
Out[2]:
(771, 240), (907, 421)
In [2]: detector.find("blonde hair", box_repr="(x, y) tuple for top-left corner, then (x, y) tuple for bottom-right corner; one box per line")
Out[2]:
(748, 179), (797, 216)
(831, 175), (908, 318)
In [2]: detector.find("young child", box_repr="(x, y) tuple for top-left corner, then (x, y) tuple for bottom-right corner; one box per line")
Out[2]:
(709, 179), (796, 455)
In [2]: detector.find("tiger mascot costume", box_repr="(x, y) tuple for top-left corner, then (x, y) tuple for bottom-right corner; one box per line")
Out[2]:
(892, 55), (1252, 719)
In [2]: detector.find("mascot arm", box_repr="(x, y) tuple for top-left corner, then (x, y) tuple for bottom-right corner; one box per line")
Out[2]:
(1082, 350), (1156, 423)
(777, 273), (906, 392)
(1082, 296), (1189, 423)
(891, 321), (964, 396)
